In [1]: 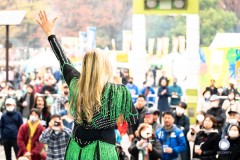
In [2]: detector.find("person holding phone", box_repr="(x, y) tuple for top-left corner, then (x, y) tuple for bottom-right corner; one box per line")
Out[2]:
(39, 114), (72, 160)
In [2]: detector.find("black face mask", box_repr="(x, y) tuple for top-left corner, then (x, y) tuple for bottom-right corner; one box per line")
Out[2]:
(129, 81), (133, 84)
(64, 91), (69, 95)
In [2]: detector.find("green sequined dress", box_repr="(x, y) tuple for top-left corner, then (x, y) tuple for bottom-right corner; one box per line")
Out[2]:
(48, 35), (138, 160)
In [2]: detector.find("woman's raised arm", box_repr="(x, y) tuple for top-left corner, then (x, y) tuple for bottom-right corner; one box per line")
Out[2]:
(36, 10), (80, 85)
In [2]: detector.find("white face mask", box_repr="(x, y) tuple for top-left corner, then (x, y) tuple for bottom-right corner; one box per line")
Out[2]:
(29, 115), (38, 122)
(176, 107), (185, 115)
(228, 118), (238, 125)
(204, 94), (211, 99)
(228, 130), (239, 138)
(211, 102), (219, 108)
(196, 115), (204, 122)
(54, 131), (60, 134)
(140, 127), (152, 139)
(6, 106), (15, 112)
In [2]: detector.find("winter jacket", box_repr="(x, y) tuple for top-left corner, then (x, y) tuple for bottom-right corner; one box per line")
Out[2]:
(156, 125), (186, 160)
(193, 129), (220, 160)
(174, 114), (190, 136)
(218, 137), (240, 160)
(0, 111), (23, 139)
(17, 122), (45, 160)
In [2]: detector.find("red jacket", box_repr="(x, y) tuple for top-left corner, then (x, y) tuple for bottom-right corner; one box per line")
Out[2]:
(17, 122), (46, 160)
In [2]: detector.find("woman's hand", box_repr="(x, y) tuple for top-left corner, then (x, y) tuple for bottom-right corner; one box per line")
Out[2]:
(36, 10), (57, 36)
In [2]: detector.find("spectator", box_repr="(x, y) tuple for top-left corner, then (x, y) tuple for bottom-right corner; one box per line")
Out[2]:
(128, 123), (162, 160)
(158, 70), (169, 86)
(59, 100), (74, 130)
(148, 108), (161, 132)
(39, 114), (72, 160)
(2, 85), (19, 112)
(140, 81), (155, 107)
(222, 109), (239, 139)
(174, 102), (190, 160)
(168, 77), (183, 110)
(218, 125), (240, 160)
(222, 91), (240, 119)
(126, 77), (139, 103)
(52, 83), (69, 114)
(187, 111), (206, 142)
(34, 76), (44, 93)
(156, 111), (186, 160)
(206, 94), (226, 135)
(18, 84), (35, 122)
(40, 78), (57, 95)
(193, 115), (221, 160)
(128, 95), (148, 142)
(157, 78), (170, 120)
(197, 89), (211, 113)
(17, 108), (46, 160)
(223, 78), (239, 96)
(33, 96), (51, 128)
(205, 79), (218, 95)
(187, 111), (206, 159)
(116, 114), (128, 137)
(0, 98), (23, 160)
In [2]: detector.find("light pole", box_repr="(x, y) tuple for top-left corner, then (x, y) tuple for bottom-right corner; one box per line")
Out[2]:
(0, 10), (26, 82)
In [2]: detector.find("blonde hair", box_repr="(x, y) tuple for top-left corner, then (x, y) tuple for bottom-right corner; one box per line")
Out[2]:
(71, 49), (113, 122)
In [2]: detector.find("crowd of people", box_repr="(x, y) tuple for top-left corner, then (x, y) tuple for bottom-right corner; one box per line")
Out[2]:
(0, 10), (240, 160)
(0, 66), (240, 160)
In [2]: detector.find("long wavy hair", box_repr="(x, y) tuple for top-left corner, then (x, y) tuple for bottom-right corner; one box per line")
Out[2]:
(71, 49), (113, 122)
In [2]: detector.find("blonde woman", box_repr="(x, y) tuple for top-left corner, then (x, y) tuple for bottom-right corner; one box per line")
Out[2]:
(37, 11), (137, 160)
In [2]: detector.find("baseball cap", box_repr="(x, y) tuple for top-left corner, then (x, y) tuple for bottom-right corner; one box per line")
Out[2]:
(5, 98), (16, 106)
(228, 109), (238, 115)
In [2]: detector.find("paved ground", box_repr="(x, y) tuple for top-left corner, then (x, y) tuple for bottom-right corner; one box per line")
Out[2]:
(0, 145), (17, 160)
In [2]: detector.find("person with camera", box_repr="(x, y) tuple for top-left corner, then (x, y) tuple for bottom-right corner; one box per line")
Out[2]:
(128, 123), (162, 160)
(39, 114), (72, 160)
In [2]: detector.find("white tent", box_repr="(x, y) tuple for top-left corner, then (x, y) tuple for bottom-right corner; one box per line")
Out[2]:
(210, 33), (240, 49)
(25, 50), (60, 68)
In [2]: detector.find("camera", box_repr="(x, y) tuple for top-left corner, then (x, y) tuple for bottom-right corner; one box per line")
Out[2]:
(54, 121), (60, 126)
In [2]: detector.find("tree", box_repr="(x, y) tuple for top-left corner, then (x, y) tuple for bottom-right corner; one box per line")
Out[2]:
(220, 0), (240, 31)
(199, 0), (238, 46)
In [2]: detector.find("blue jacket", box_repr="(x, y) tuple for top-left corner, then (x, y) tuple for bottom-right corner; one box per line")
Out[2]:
(156, 125), (186, 160)
(126, 83), (139, 103)
(0, 111), (23, 139)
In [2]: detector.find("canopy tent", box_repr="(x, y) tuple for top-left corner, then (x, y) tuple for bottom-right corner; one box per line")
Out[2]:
(210, 33), (240, 49)
(24, 50), (60, 72)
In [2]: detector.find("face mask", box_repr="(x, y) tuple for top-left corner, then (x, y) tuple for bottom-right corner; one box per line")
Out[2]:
(176, 107), (185, 115)
(211, 102), (218, 108)
(173, 82), (177, 86)
(229, 130), (239, 138)
(204, 94), (211, 99)
(129, 81), (133, 84)
(228, 118), (238, 125)
(8, 91), (15, 95)
(64, 91), (69, 95)
(6, 106), (15, 112)
(218, 88), (223, 93)
(140, 127), (152, 139)
(29, 115), (38, 122)
(196, 115), (204, 122)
